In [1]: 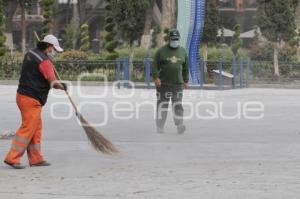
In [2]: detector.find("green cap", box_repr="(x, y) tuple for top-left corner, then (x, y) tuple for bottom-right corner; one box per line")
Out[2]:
(169, 29), (180, 40)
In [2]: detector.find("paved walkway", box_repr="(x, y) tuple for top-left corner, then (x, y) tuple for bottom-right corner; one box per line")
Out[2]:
(1, 85), (300, 199)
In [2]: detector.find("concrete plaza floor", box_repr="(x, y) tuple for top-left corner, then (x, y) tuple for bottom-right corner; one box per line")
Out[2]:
(0, 85), (300, 199)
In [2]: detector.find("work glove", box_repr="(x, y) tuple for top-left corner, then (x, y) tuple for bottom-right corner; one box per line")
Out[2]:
(61, 82), (68, 91)
(154, 78), (161, 87)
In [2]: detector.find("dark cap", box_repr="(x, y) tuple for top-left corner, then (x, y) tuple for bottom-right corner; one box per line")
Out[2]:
(169, 29), (180, 40)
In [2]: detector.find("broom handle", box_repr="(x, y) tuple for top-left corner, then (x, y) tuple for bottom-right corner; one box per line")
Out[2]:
(54, 68), (79, 114)
(33, 31), (79, 115)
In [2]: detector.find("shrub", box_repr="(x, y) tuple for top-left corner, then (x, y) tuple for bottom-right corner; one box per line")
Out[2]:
(57, 50), (88, 61)
(103, 0), (118, 60)
(249, 41), (297, 61)
(249, 42), (273, 61)
(279, 45), (297, 62)
(117, 47), (157, 60)
(200, 47), (249, 62)
(80, 23), (90, 52)
(62, 19), (77, 50)
(105, 16), (113, 24)
(231, 24), (242, 56)
(105, 40), (118, 52)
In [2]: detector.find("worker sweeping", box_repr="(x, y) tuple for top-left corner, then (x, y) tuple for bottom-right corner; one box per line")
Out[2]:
(152, 29), (189, 134)
(4, 34), (66, 169)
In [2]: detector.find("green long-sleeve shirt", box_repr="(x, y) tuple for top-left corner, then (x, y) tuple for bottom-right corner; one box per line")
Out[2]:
(152, 45), (189, 85)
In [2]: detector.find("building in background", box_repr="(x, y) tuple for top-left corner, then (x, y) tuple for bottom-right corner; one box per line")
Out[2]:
(218, 0), (257, 46)
(219, 0), (257, 31)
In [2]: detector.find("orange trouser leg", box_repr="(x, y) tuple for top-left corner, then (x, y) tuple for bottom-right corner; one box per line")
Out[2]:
(5, 93), (42, 164)
(27, 117), (44, 165)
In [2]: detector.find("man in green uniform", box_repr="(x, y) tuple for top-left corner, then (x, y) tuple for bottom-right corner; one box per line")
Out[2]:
(152, 29), (189, 134)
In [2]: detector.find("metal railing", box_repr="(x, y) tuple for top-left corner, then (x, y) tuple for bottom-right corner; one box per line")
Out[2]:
(206, 59), (300, 88)
(0, 58), (152, 84)
(2, 57), (300, 88)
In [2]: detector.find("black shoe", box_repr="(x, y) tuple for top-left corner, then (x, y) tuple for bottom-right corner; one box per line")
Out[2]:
(177, 125), (186, 134)
(30, 161), (51, 167)
(4, 160), (26, 169)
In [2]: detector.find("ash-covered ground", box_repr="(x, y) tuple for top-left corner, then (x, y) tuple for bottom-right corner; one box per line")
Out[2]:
(1, 85), (300, 199)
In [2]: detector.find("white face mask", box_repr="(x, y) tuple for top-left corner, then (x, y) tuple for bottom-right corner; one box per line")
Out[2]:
(47, 49), (56, 59)
(170, 40), (180, 48)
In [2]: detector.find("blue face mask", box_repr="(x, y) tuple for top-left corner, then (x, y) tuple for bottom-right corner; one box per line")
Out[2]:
(170, 40), (180, 48)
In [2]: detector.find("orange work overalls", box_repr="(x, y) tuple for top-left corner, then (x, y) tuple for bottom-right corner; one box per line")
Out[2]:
(5, 93), (44, 165)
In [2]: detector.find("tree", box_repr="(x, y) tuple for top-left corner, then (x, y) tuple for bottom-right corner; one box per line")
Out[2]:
(19, 0), (27, 54)
(231, 24), (242, 57)
(4, 0), (18, 50)
(202, 0), (219, 71)
(110, 0), (151, 78)
(163, 28), (170, 42)
(252, 26), (260, 46)
(111, 0), (151, 47)
(77, 0), (87, 25)
(80, 23), (89, 52)
(293, 1), (300, 60)
(219, 26), (225, 45)
(291, 0), (299, 12)
(150, 26), (159, 48)
(141, 0), (155, 48)
(103, 0), (118, 60)
(158, 0), (176, 46)
(0, 0), (7, 57)
(62, 19), (77, 50)
(40, 0), (55, 37)
(295, 0), (300, 25)
(257, 0), (296, 76)
(18, 0), (35, 54)
(297, 28), (300, 61)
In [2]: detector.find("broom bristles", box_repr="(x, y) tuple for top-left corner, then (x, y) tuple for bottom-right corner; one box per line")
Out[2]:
(78, 114), (118, 154)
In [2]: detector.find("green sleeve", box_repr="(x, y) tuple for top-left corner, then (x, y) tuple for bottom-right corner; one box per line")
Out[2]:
(152, 49), (160, 79)
(183, 51), (189, 83)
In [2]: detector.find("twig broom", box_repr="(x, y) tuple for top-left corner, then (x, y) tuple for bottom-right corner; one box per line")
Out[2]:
(34, 31), (118, 154)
